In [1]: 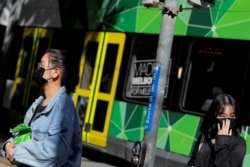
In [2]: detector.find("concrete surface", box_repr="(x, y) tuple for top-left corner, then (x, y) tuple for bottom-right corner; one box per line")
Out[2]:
(0, 156), (116, 167)
(0, 138), (116, 167)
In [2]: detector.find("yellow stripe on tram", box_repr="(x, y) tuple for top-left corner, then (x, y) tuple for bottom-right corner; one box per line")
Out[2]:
(74, 31), (125, 147)
(88, 32), (126, 147)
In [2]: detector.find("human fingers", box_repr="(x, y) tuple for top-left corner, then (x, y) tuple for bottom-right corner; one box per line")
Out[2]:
(217, 123), (221, 131)
(218, 119), (230, 135)
(228, 129), (232, 136)
(8, 147), (14, 161)
(6, 152), (12, 161)
(225, 119), (230, 129)
(5, 143), (14, 161)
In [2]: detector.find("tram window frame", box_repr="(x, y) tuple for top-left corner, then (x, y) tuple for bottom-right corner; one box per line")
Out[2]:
(179, 38), (250, 116)
(99, 43), (118, 93)
(122, 35), (168, 105)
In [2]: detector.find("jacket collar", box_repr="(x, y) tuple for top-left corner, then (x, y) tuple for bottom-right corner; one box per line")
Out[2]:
(32, 86), (67, 114)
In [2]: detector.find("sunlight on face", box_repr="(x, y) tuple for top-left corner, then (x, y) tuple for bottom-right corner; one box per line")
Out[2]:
(217, 105), (236, 119)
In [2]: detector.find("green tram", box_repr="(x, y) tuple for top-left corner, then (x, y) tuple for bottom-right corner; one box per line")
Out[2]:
(1, 0), (250, 166)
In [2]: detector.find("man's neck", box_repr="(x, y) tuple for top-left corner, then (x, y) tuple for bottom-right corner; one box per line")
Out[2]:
(42, 83), (62, 105)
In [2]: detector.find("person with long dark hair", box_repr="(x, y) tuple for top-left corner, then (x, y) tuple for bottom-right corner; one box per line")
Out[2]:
(189, 94), (246, 167)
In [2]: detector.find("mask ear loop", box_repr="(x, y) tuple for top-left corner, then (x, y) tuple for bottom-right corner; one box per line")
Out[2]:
(37, 62), (41, 70)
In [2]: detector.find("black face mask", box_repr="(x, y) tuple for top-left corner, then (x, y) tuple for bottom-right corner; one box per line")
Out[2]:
(216, 118), (237, 131)
(33, 67), (47, 86)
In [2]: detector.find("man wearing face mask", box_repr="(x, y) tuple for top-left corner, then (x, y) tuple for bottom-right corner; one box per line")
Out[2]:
(187, 94), (246, 167)
(1, 49), (82, 167)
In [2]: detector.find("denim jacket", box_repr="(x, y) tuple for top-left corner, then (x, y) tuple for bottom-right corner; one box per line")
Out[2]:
(1, 86), (82, 167)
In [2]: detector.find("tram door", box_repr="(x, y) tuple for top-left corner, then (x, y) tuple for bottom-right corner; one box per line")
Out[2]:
(10, 28), (52, 122)
(73, 32), (125, 147)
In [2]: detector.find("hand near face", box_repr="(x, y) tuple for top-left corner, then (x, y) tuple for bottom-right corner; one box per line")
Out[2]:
(217, 119), (232, 136)
(5, 142), (15, 161)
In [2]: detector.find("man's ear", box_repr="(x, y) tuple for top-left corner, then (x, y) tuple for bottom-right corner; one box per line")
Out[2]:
(53, 68), (61, 78)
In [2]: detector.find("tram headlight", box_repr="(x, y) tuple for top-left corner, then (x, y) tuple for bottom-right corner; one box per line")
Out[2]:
(131, 141), (146, 167)
(131, 155), (139, 166)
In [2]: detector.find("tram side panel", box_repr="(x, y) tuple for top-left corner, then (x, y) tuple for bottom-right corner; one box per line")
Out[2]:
(4, 28), (250, 166)
(107, 33), (197, 165)
(107, 34), (250, 166)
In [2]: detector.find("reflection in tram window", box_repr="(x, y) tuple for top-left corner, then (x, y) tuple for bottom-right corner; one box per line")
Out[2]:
(100, 44), (118, 93)
(76, 96), (88, 126)
(80, 42), (98, 89)
(82, 61), (93, 89)
(181, 39), (249, 114)
(18, 37), (33, 78)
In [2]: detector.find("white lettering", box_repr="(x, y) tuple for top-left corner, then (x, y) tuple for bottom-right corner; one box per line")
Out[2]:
(134, 62), (157, 77)
(132, 77), (152, 85)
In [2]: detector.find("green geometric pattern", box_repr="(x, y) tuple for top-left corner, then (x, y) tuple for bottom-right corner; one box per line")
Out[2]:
(86, 0), (250, 165)
(109, 100), (250, 165)
(86, 0), (250, 40)
(109, 101), (146, 141)
(168, 114), (201, 155)
(187, 0), (250, 39)
(109, 100), (202, 156)
(241, 126), (250, 166)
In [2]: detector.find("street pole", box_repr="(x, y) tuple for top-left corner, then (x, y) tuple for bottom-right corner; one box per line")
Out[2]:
(143, 0), (179, 167)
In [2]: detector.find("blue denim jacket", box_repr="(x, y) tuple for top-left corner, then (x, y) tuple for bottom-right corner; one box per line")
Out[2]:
(1, 86), (82, 167)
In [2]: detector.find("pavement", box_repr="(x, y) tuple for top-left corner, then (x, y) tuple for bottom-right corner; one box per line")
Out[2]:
(0, 138), (116, 167)
(0, 157), (15, 167)
(0, 156), (116, 167)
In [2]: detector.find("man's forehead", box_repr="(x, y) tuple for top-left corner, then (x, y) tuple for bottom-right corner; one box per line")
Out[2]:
(40, 54), (50, 64)
(223, 105), (235, 114)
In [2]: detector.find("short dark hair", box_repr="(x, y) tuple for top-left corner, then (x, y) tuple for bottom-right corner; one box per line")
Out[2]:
(45, 49), (68, 86)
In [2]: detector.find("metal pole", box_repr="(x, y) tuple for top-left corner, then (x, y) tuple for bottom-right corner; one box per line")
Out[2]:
(143, 0), (179, 166)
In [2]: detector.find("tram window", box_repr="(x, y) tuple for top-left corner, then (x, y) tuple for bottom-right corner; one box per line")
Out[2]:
(80, 41), (98, 89)
(124, 36), (163, 104)
(29, 37), (50, 105)
(18, 37), (33, 78)
(76, 96), (88, 126)
(99, 44), (118, 93)
(11, 84), (25, 110)
(35, 38), (50, 63)
(181, 38), (249, 115)
(92, 100), (108, 132)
